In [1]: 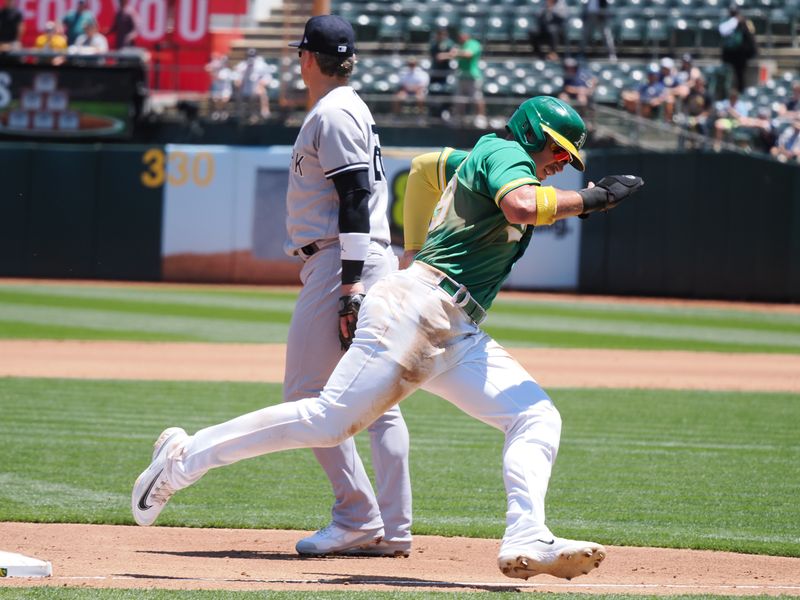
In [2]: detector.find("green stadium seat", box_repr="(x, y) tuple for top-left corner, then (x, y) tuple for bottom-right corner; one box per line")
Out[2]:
(670, 16), (696, 48)
(768, 8), (794, 37)
(354, 14), (379, 42)
(378, 14), (404, 41)
(511, 16), (534, 42)
(697, 18), (721, 47)
(617, 16), (646, 46)
(593, 83), (621, 104)
(458, 16), (484, 39)
(406, 14), (432, 43)
(565, 16), (584, 44)
(646, 17), (670, 47)
(485, 15), (512, 42)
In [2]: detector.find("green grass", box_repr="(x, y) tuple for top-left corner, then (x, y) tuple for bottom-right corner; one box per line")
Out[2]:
(0, 282), (798, 352)
(0, 378), (797, 557)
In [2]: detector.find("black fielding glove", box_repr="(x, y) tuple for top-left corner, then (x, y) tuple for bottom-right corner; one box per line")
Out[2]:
(578, 175), (645, 218)
(337, 293), (365, 350)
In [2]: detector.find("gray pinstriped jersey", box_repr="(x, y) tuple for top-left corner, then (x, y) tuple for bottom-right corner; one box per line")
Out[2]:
(284, 86), (391, 256)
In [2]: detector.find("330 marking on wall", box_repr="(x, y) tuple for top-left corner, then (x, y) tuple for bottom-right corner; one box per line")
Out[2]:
(141, 149), (215, 188)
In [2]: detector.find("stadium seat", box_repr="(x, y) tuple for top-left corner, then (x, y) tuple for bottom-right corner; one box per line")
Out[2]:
(646, 17), (670, 48)
(458, 15), (484, 39)
(697, 18), (721, 47)
(406, 14), (432, 43)
(617, 16), (646, 47)
(378, 14), (404, 41)
(565, 16), (584, 45)
(485, 15), (512, 42)
(594, 83), (621, 104)
(670, 16), (696, 49)
(768, 7), (794, 39)
(511, 16), (534, 43)
(354, 13), (379, 42)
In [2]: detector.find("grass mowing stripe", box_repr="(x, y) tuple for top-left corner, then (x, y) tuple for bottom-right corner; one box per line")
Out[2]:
(481, 325), (800, 353)
(0, 285), (299, 312)
(0, 473), (127, 510)
(0, 320), (197, 342)
(485, 313), (800, 349)
(491, 298), (800, 333)
(0, 378), (798, 557)
(0, 304), (290, 343)
(0, 290), (293, 323)
(1, 283), (797, 353)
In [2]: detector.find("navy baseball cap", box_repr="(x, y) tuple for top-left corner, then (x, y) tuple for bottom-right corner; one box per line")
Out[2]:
(289, 15), (356, 57)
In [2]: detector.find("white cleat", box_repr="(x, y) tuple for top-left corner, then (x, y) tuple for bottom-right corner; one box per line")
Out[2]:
(339, 539), (412, 558)
(131, 427), (188, 527)
(295, 523), (384, 556)
(498, 536), (606, 580)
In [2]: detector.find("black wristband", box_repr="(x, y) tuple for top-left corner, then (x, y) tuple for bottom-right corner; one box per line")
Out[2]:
(577, 186), (610, 215)
(341, 259), (364, 285)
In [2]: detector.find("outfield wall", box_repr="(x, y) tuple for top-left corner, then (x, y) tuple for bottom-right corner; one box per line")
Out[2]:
(1, 142), (799, 301)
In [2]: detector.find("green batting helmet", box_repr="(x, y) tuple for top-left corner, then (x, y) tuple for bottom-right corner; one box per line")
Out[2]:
(506, 96), (587, 171)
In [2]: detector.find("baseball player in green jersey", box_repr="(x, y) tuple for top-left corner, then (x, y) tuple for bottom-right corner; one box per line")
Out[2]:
(132, 96), (643, 579)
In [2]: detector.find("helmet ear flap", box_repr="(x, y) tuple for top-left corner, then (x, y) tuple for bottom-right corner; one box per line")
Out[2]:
(524, 119), (547, 153)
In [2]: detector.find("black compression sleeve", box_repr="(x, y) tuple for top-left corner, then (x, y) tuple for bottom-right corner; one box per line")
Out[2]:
(332, 169), (371, 285)
(333, 169), (371, 234)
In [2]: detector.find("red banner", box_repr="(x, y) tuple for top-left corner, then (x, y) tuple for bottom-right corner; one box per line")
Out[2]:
(20, 0), (212, 48)
(209, 0), (246, 14)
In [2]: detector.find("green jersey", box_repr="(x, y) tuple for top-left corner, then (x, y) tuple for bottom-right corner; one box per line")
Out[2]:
(439, 147), (469, 188)
(416, 134), (538, 310)
(457, 38), (482, 80)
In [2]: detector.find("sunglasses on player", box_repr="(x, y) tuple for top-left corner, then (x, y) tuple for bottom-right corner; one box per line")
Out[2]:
(550, 141), (572, 164)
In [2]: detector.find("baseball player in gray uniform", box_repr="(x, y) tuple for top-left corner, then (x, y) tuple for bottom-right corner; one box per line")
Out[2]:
(282, 15), (411, 557)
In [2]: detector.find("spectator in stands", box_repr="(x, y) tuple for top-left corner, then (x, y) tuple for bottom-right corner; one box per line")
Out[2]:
(622, 64), (667, 119)
(70, 19), (109, 54)
(579, 0), (616, 62)
(393, 57), (430, 116)
(0, 0), (24, 52)
(778, 81), (800, 118)
(559, 57), (596, 108)
(679, 76), (713, 135)
(659, 57), (679, 122)
(529, 0), (567, 61)
(770, 118), (800, 163)
(206, 53), (235, 120)
(429, 27), (454, 118)
(673, 53), (702, 102)
(235, 48), (272, 120)
(429, 27), (454, 85)
(712, 88), (771, 149)
(63, 0), (96, 46)
(107, 0), (138, 50)
(449, 30), (486, 127)
(35, 21), (67, 52)
(719, 5), (757, 93)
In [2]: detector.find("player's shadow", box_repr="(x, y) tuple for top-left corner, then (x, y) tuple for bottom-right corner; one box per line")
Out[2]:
(137, 549), (297, 560)
(308, 573), (522, 592)
(119, 570), (521, 592)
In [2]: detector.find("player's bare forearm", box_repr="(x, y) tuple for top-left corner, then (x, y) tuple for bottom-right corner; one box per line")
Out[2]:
(340, 281), (365, 297)
(500, 185), (583, 225)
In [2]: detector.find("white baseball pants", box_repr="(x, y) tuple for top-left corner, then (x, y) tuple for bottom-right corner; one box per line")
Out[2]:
(167, 261), (562, 553)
